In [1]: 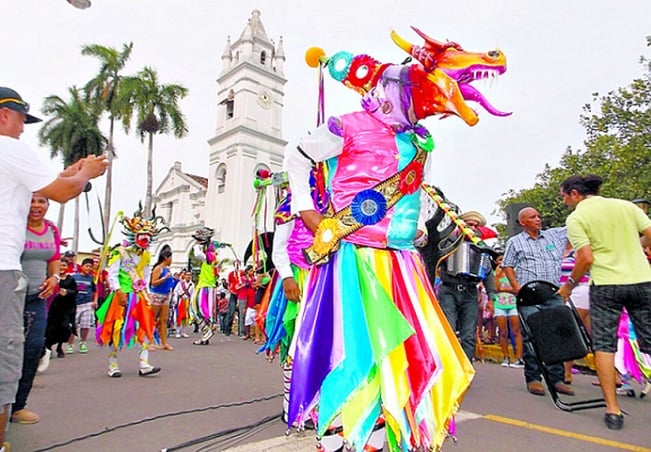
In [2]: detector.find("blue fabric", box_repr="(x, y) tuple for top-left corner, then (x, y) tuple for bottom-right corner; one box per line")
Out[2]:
(437, 283), (479, 362)
(150, 267), (176, 294)
(13, 293), (46, 412)
(72, 272), (95, 305)
(257, 279), (287, 355)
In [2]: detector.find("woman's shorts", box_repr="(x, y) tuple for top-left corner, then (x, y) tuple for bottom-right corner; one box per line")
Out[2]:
(150, 293), (170, 306)
(570, 284), (590, 311)
(494, 307), (518, 317)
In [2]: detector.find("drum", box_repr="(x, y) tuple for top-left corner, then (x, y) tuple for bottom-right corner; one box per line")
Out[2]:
(446, 241), (492, 280)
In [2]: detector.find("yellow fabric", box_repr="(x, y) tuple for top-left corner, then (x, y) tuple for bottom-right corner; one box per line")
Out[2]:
(567, 196), (651, 284)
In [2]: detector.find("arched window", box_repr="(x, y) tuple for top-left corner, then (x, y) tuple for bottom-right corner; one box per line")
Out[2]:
(253, 163), (271, 179)
(216, 164), (227, 194)
(260, 50), (267, 65)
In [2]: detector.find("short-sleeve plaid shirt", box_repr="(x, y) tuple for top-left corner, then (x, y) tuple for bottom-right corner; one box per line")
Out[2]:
(502, 227), (568, 286)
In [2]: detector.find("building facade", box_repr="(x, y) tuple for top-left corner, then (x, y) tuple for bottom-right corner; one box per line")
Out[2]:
(152, 10), (287, 270)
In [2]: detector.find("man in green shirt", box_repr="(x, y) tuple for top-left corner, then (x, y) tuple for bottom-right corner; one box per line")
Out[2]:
(558, 174), (651, 431)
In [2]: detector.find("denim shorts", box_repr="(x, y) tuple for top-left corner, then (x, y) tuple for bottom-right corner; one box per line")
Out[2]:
(494, 307), (518, 317)
(590, 282), (651, 353)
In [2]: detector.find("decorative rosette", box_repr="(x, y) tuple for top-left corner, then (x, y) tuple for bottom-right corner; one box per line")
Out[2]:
(327, 51), (353, 82)
(133, 278), (146, 291)
(351, 189), (387, 226)
(398, 161), (424, 195)
(410, 129), (434, 153)
(312, 218), (342, 256)
(345, 54), (379, 92)
(122, 258), (136, 272)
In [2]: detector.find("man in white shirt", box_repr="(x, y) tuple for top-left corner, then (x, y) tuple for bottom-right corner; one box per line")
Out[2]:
(0, 86), (107, 451)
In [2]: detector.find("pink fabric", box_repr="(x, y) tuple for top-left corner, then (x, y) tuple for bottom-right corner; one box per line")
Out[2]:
(287, 219), (312, 269)
(330, 112), (398, 248)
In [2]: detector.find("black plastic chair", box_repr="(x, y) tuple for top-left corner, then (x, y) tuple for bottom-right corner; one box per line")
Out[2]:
(516, 280), (606, 412)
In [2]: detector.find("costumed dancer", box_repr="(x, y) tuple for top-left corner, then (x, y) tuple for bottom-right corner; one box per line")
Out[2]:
(95, 207), (166, 377)
(172, 270), (194, 338)
(256, 169), (327, 427)
(614, 308), (651, 398)
(191, 227), (219, 345)
(285, 27), (510, 451)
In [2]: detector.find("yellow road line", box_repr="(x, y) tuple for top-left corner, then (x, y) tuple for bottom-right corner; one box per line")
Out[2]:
(483, 414), (651, 451)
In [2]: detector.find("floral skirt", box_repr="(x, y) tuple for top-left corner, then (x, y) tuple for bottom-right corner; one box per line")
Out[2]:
(288, 241), (474, 451)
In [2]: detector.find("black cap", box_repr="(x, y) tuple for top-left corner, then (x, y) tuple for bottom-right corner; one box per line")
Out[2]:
(0, 87), (41, 124)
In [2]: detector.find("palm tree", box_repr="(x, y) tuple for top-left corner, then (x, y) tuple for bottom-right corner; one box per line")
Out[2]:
(82, 42), (134, 236)
(38, 86), (107, 252)
(119, 66), (188, 216)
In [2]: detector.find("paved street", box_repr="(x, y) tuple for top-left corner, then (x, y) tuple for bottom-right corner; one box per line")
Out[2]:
(5, 331), (651, 451)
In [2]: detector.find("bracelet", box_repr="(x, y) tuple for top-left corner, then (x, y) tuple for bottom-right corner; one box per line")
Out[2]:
(51, 274), (61, 282)
(567, 276), (578, 287)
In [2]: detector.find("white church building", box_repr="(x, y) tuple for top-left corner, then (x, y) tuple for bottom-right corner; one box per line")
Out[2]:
(151, 10), (286, 271)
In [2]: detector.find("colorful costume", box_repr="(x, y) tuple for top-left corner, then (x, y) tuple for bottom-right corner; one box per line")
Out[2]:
(285, 28), (509, 451)
(95, 208), (167, 377)
(190, 227), (219, 345)
(614, 308), (651, 398)
(256, 170), (327, 426)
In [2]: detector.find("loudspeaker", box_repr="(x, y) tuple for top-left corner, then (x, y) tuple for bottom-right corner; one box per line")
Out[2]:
(526, 305), (589, 365)
(505, 203), (529, 238)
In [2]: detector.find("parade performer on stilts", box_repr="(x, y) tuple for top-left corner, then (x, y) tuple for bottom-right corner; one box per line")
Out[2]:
(95, 206), (167, 378)
(256, 169), (328, 426)
(284, 27), (510, 451)
(191, 227), (219, 345)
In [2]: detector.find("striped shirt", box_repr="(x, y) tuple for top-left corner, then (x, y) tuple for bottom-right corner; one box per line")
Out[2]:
(559, 253), (590, 285)
(502, 227), (568, 286)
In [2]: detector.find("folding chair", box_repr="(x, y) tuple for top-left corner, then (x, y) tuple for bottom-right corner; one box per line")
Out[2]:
(517, 280), (606, 412)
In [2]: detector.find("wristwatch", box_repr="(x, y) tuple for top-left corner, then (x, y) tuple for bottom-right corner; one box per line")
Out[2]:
(567, 276), (578, 287)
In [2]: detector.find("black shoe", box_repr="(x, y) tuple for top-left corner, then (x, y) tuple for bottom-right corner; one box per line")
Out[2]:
(193, 339), (209, 345)
(138, 366), (161, 377)
(57, 351), (65, 358)
(604, 412), (624, 430)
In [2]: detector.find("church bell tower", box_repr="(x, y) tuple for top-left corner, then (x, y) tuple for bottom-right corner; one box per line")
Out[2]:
(205, 9), (287, 259)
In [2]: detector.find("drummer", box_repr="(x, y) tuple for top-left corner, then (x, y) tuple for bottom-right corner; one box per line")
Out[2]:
(437, 211), (496, 362)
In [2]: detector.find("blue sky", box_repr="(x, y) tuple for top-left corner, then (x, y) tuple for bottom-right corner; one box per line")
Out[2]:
(4, 0), (650, 250)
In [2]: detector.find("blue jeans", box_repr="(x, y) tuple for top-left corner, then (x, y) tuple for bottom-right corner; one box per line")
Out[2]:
(224, 294), (237, 335)
(438, 282), (479, 361)
(519, 294), (565, 385)
(13, 293), (46, 413)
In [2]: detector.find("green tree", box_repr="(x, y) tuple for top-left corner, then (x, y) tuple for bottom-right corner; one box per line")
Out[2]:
(38, 86), (107, 252)
(82, 42), (134, 235)
(497, 39), (651, 229)
(119, 66), (189, 216)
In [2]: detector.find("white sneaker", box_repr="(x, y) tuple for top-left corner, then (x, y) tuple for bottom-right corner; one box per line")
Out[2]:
(500, 358), (510, 367)
(510, 358), (525, 369)
(37, 349), (52, 372)
(175, 333), (181, 338)
(180, 332), (189, 338)
(108, 367), (122, 378)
